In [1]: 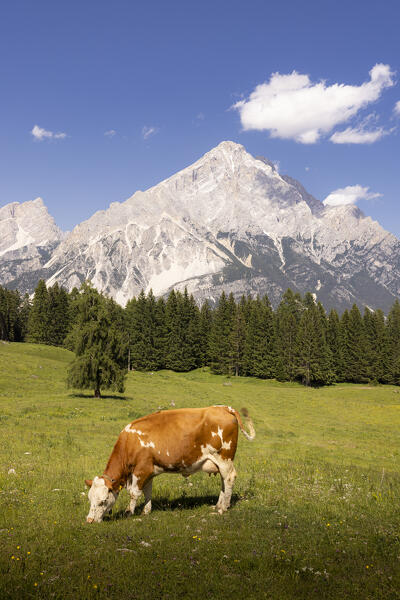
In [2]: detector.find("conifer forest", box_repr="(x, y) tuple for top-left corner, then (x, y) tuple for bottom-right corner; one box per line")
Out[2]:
(1, 280), (400, 388)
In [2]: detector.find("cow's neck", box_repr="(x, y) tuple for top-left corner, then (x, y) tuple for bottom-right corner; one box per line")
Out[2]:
(103, 442), (126, 489)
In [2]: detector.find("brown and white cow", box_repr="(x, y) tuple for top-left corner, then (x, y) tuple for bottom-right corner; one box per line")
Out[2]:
(85, 405), (255, 523)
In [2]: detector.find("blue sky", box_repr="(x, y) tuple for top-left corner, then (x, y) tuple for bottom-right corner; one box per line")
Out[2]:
(1, 0), (399, 235)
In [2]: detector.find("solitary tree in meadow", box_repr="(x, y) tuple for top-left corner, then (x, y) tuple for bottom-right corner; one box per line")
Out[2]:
(67, 283), (127, 398)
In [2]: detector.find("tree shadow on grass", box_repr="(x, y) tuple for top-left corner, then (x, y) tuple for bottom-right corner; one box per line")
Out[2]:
(109, 493), (241, 521)
(69, 393), (130, 401)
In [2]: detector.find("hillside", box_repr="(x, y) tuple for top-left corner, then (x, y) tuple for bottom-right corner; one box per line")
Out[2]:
(1, 342), (400, 599)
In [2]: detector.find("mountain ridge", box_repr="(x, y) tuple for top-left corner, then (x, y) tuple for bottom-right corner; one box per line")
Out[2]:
(0, 141), (399, 312)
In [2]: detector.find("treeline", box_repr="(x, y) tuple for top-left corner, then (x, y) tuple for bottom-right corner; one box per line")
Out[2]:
(1, 281), (400, 386)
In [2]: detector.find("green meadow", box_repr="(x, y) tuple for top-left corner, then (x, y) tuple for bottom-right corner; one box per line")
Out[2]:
(1, 342), (400, 599)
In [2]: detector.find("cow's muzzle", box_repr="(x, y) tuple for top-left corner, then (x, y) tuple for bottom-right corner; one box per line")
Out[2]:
(86, 517), (94, 524)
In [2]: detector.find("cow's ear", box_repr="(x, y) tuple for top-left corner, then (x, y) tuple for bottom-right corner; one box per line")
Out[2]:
(85, 479), (93, 488)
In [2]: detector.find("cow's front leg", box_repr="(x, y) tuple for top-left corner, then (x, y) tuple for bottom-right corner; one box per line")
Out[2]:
(142, 479), (153, 515)
(125, 474), (142, 516)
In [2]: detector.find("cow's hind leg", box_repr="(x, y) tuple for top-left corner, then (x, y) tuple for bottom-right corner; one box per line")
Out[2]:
(214, 460), (237, 514)
(142, 479), (153, 515)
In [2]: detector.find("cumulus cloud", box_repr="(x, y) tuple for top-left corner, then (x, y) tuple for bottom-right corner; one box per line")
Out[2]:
(31, 124), (67, 141)
(104, 129), (116, 137)
(233, 64), (394, 144)
(323, 185), (382, 207)
(394, 101), (400, 116)
(142, 126), (159, 140)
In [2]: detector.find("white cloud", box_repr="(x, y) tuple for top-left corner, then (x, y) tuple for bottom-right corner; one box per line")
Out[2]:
(394, 101), (400, 116)
(323, 184), (382, 207)
(142, 126), (159, 140)
(104, 129), (116, 137)
(330, 124), (387, 144)
(233, 64), (394, 144)
(31, 124), (67, 141)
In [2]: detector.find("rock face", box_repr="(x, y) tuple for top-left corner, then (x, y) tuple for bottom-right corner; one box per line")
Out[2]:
(1, 142), (400, 311)
(0, 198), (63, 292)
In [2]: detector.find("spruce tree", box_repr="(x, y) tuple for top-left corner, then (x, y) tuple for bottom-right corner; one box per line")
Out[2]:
(326, 309), (341, 380)
(0, 287), (23, 341)
(230, 299), (246, 376)
(126, 290), (164, 371)
(295, 296), (334, 386)
(243, 295), (275, 378)
(386, 299), (400, 385)
(67, 283), (126, 398)
(27, 280), (49, 343)
(165, 289), (201, 372)
(199, 300), (212, 367)
(46, 283), (70, 346)
(363, 308), (387, 382)
(208, 291), (235, 375)
(340, 304), (369, 383)
(275, 289), (302, 381)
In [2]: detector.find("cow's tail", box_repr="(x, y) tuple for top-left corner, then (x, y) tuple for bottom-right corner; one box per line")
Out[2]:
(228, 406), (255, 441)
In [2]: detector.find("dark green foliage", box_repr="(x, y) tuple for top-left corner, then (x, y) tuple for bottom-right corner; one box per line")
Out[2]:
(326, 309), (341, 380)
(67, 283), (127, 397)
(386, 300), (400, 385)
(0, 286), (25, 341)
(199, 300), (212, 366)
(230, 299), (246, 376)
(208, 292), (236, 375)
(363, 308), (387, 382)
(295, 296), (334, 386)
(243, 295), (275, 378)
(275, 289), (302, 381)
(5, 279), (400, 387)
(27, 280), (49, 343)
(165, 289), (201, 372)
(46, 283), (71, 346)
(339, 304), (369, 383)
(125, 290), (166, 371)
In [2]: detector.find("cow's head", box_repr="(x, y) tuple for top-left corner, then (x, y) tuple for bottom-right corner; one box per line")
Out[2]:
(85, 476), (118, 523)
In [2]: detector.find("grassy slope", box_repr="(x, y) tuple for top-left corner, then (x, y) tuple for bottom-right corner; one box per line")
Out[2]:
(1, 342), (400, 599)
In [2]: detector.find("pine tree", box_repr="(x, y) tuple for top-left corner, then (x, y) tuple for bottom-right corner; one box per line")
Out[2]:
(199, 300), (212, 367)
(208, 292), (235, 375)
(326, 309), (341, 380)
(340, 304), (369, 383)
(386, 300), (400, 385)
(67, 283), (127, 398)
(125, 290), (164, 371)
(275, 289), (302, 381)
(230, 300), (246, 376)
(295, 296), (334, 386)
(0, 287), (23, 341)
(46, 283), (70, 346)
(243, 295), (275, 378)
(19, 293), (31, 341)
(27, 280), (49, 343)
(165, 289), (201, 371)
(363, 308), (387, 382)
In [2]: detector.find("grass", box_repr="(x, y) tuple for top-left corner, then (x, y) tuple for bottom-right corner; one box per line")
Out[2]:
(1, 342), (400, 599)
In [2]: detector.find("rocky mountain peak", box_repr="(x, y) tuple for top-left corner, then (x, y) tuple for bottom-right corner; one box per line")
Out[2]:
(1, 142), (399, 312)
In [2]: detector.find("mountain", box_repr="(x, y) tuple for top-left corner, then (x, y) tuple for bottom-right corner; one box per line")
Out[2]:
(0, 198), (63, 292)
(1, 142), (400, 311)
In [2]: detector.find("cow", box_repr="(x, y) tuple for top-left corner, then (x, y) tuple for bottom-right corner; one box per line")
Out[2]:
(85, 405), (255, 523)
